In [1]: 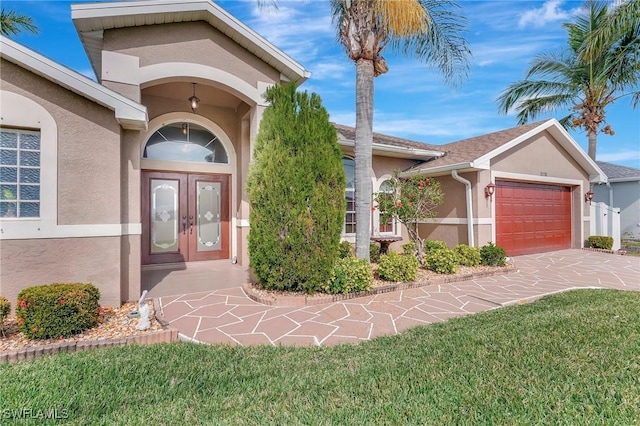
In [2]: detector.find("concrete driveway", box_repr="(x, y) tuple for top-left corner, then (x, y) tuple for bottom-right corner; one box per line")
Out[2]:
(157, 250), (640, 346)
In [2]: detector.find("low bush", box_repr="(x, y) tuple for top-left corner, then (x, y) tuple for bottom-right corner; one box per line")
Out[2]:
(338, 241), (353, 259)
(425, 249), (459, 274)
(424, 240), (448, 254)
(0, 296), (10, 336)
(588, 236), (614, 250)
(377, 251), (419, 282)
(402, 241), (417, 256)
(324, 257), (373, 295)
(16, 283), (100, 339)
(454, 244), (481, 267)
(480, 242), (507, 267)
(369, 242), (381, 263)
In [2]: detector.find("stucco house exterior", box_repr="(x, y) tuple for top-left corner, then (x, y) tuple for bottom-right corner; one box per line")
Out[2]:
(1, 0), (606, 308)
(593, 161), (640, 239)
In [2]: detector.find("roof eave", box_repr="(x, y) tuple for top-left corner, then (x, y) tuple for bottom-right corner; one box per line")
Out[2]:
(71, 0), (310, 86)
(338, 139), (443, 160)
(1, 36), (148, 130)
(400, 162), (486, 178)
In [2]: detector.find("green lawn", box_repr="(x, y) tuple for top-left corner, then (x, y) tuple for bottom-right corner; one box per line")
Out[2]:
(2, 289), (639, 425)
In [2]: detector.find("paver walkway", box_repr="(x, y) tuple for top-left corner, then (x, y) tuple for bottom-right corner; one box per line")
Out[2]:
(157, 250), (639, 346)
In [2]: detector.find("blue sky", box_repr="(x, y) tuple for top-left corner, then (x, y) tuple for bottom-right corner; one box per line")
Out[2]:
(4, 0), (640, 168)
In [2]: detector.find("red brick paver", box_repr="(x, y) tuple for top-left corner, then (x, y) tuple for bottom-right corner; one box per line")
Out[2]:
(158, 250), (640, 346)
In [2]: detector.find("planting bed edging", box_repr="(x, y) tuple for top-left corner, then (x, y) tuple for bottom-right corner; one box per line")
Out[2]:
(0, 299), (178, 363)
(244, 263), (517, 307)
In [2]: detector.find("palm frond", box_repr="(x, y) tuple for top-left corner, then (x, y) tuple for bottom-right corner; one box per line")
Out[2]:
(388, 0), (471, 87)
(374, 0), (427, 37)
(581, 0), (640, 61)
(0, 8), (39, 36)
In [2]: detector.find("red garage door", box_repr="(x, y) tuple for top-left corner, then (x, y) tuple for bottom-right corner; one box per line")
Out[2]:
(495, 181), (572, 256)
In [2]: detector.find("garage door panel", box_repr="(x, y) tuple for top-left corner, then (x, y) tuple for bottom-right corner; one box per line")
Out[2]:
(496, 181), (572, 256)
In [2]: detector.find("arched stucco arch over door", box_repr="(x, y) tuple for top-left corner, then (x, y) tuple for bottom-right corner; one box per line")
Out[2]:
(140, 113), (238, 265)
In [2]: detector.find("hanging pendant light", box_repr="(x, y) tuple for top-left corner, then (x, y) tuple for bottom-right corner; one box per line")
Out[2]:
(188, 83), (200, 113)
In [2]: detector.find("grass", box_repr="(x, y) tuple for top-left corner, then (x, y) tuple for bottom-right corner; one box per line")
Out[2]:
(1, 289), (639, 425)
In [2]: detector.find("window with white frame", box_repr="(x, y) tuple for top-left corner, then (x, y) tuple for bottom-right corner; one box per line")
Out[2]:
(378, 179), (396, 234)
(0, 129), (41, 218)
(343, 157), (356, 234)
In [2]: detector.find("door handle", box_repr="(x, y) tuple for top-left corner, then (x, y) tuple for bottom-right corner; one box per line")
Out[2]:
(182, 216), (187, 234)
(189, 215), (194, 234)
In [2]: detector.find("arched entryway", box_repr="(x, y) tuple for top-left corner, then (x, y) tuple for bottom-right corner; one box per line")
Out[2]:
(140, 116), (236, 266)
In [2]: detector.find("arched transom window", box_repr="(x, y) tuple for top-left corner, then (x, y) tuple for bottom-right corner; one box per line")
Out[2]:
(143, 122), (228, 164)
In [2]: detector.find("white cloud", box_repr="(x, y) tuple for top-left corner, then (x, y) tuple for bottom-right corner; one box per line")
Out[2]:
(597, 150), (640, 163)
(518, 0), (571, 28)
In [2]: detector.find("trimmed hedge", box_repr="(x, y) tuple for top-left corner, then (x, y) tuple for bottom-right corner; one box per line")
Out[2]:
(425, 248), (458, 274)
(377, 251), (419, 282)
(323, 257), (373, 295)
(480, 242), (507, 267)
(0, 296), (10, 336)
(588, 236), (614, 250)
(402, 241), (417, 256)
(16, 283), (100, 339)
(454, 244), (481, 267)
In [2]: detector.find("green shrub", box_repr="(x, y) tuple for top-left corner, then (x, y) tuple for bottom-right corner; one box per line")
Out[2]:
(425, 249), (459, 274)
(246, 84), (346, 293)
(369, 242), (381, 263)
(480, 242), (507, 267)
(402, 241), (417, 256)
(0, 296), (10, 336)
(588, 236), (614, 250)
(454, 244), (481, 267)
(377, 251), (419, 282)
(16, 283), (100, 339)
(323, 257), (373, 295)
(424, 240), (448, 254)
(338, 241), (353, 259)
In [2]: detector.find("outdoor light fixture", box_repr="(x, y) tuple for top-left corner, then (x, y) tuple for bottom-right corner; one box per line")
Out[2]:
(182, 123), (188, 135)
(485, 182), (496, 199)
(188, 83), (200, 113)
(585, 189), (594, 203)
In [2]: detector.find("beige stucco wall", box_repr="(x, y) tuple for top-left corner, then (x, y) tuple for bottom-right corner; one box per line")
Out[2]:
(0, 237), (122, 311)
(102, 22), (280, 88)
(1, 59), (137, 308)
(1, 60), (122, 225)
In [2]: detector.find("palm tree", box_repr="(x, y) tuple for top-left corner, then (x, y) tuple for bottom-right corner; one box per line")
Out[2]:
(497, 0), (639, 161)
(0, 8), (39, 36)
(330, 0), (470, 260)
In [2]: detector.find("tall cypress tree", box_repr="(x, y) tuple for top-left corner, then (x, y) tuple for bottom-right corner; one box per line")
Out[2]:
(246, 83), (346, 293)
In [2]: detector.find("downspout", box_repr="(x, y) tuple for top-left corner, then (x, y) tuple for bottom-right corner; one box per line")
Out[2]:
(451, 170), (475, 247)
(606, 181), (613, 207)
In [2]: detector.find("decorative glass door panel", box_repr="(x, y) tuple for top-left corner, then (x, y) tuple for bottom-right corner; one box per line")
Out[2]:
(142, 172), (229, 264)
(150, 179), (180, 254)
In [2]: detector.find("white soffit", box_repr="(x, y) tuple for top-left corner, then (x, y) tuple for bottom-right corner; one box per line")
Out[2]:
(0, 36), (147, 130)
(71, 0), (310, 85)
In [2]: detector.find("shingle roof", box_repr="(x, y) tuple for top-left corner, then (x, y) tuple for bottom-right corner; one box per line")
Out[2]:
(405, 120), (547, 172)
(596, 161), (640, 181)
(333, 123), (441, 151)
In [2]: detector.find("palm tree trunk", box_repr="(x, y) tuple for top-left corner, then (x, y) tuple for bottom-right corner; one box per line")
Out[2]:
(355, 58), (374, 260)
(587, 130), (597, 160)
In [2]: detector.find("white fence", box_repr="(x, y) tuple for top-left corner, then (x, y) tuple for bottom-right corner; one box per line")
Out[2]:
(590, 202), (621, 250)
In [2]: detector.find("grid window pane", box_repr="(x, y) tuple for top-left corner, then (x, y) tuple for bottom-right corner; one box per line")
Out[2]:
(20, 133), (40, 150)
(19, 168), (39, 183)
(1, 167), (17, 182)
(20, 151), (40, 167)
(20, 185), (39, 200)
(1, 150), (17, 166)
(0, 129), (41, 218)
(0, 202), (17, 217)
(1, 131), (17, 148)
(19, 202), (39, 217)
